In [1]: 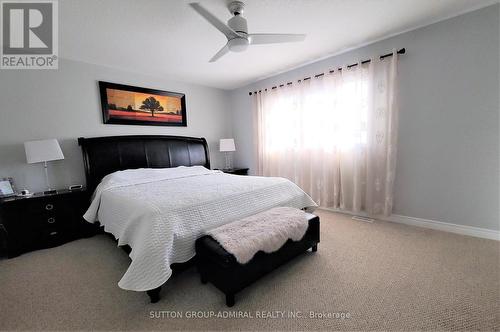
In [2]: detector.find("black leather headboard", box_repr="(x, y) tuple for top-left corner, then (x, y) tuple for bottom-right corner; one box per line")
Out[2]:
(78, 135), (210, 193)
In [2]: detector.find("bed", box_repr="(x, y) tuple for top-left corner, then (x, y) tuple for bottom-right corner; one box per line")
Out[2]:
(78, 135), (317, 302)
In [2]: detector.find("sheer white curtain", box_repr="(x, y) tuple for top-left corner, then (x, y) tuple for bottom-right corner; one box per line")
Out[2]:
(254, 51), (399, 216)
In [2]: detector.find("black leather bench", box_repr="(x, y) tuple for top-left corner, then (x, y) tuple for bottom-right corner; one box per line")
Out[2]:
(195, 212), (320, 306)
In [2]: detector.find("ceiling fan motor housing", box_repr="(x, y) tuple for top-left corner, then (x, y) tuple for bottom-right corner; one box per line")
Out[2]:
(228, 15), (248, 35)
(227, 13), (249, 52)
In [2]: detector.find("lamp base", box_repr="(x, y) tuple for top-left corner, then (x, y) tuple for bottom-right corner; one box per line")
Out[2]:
(224, 152), (233, 170)
(42, 161), (57, 195)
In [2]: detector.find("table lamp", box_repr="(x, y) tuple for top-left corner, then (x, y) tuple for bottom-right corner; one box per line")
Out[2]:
(24, 139), (64, 194)
(219, 138), (235, 170)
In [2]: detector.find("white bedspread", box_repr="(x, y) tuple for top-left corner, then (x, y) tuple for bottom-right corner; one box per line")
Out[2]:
(84, 166), (317, 291)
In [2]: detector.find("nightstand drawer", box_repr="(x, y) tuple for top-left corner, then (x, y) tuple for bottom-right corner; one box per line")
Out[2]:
(24, 198), (61, 214)
(39, 214), (66, 229)
(40, 228), (69, 247)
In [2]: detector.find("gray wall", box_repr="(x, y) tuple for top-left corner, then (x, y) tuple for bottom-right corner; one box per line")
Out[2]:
(229, 5), (499, 231)
(0, 59), (232, 193)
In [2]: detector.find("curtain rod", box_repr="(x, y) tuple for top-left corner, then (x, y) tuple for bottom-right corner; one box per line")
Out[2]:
(248, 48), (406, 96)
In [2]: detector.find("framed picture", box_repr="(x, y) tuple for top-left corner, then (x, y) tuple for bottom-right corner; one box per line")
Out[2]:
(0, 178), (16, 198)
(98, 81), (187, 127)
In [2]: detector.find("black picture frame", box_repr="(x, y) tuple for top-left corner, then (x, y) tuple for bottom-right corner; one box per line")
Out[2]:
(98, 81), (187, 127)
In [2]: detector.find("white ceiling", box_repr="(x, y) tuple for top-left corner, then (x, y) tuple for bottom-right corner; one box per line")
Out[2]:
(59, 0), (497, 90)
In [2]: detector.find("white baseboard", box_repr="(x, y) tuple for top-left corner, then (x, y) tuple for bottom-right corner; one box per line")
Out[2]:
(386, 214), (500, 241)
(318, 207), (500, 241)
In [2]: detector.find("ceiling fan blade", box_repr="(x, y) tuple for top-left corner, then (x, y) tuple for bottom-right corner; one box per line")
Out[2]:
(248, 33), (306, 45)
(209, 44), (230, 62)
(189, 3), (240, 40)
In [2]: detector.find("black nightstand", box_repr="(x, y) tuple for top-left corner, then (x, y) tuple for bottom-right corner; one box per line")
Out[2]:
(0, 189), (98, 258)
(216, 168), (249, 176)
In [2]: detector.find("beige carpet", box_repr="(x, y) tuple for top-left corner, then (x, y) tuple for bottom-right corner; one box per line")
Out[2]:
(0, 210), (498, 331)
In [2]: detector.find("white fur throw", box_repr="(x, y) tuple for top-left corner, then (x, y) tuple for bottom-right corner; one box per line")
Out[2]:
(207, 207), (309, 264)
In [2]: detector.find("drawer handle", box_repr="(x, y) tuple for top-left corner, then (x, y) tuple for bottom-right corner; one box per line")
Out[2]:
(47, 217), (56, 224)
(49, 231), (58, 236)
(45, 204), (54, 211)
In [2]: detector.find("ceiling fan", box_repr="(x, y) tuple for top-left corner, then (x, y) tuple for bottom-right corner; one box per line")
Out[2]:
(189, 1), (306, 62)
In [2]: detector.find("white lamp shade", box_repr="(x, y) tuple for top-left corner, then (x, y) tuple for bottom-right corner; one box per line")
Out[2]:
(219, 138), (236, 152)
(24, 139), (64, 164)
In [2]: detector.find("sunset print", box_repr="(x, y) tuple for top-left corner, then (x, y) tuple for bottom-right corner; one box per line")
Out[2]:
(99, 82), (187, 126)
